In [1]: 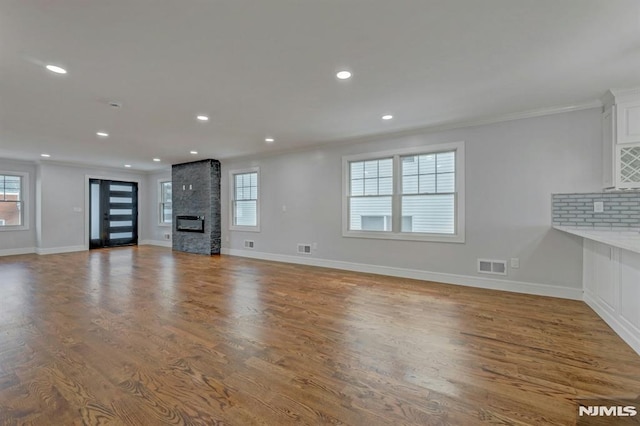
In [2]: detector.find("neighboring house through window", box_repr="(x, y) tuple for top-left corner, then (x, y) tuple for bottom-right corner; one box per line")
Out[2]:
(0, 172), (28, 231)
(159, 180), (172, 225)
(230, 168), (260, 231)
(343, 142), (465, 243)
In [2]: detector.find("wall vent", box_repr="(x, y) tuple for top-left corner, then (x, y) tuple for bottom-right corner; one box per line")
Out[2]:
(297, 244), (312, 255)
(244, 240), (255, 249)
(477, 259), (507, 275)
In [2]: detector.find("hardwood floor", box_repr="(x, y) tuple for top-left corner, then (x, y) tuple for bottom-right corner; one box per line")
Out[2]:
(0, 246), (639, 425)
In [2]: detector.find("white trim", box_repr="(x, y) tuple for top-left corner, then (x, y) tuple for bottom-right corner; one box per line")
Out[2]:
(221, 248), (582, 300)
(342, 142), (465, 243)
(584, 290), (640, 356)
(229, 167), (261, 232)
(140, 239), (172, 248)
(158, 178), (172, 226)
(36, 245), (86, 255)
(0, 247), (36, 256)
(0, 171), (29, 231)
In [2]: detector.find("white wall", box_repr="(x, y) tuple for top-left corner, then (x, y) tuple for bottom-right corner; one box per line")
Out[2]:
(37, 162), (147, 252)
(221, 108), (602, 296)
(0, 159), (37, 254)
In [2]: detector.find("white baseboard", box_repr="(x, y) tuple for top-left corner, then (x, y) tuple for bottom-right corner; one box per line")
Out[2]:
(36, 245), (86, 255)
(0, 247), (36, 257)
(221, 248), (583, 300)
(584, 291), (640, 356)
(140, 239), (172, 248)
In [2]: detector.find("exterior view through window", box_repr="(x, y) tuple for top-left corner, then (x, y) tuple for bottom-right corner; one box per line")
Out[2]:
(0, 174), (23, 227)
(344, 142), (464, 243)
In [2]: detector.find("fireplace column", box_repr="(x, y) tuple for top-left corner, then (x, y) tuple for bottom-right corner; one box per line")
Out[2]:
(171, 159), (221, 255)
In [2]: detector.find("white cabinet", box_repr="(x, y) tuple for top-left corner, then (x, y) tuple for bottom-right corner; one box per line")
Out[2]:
(617, 99), (640, 144)
(583, 239), (618, 314)
(602, 106), (616, 188)
(616, 143), (640, 188)
(583, 239), (640, 354)
(619, 250), (640, 333)
(602, 88), (640, 189)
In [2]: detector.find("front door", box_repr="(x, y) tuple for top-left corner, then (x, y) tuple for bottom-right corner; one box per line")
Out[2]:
(89, 179), (138, 248)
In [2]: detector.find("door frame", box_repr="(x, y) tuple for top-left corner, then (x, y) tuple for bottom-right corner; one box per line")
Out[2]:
(83, 174), (143, 250)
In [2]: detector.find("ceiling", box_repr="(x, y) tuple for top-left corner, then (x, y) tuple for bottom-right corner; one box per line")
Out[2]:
(1, 0), (639, 171)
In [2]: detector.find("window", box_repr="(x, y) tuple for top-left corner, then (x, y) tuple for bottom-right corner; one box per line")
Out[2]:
(230, 168), (260, 231)
(159, 180), (172, 225)
(343, 142), (464, 242)
(0, 172), (28, 231)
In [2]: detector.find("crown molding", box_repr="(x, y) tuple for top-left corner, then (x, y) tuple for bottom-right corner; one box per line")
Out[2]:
(604, 87), (640, 105)
(222, 100), (602, 164)
(37, 159), (149, 174)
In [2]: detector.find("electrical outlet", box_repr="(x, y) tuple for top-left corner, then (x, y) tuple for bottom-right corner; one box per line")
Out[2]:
(164, 233), (171, 240)
(510, 258), (520, 269)
(594, 201), (604, 213)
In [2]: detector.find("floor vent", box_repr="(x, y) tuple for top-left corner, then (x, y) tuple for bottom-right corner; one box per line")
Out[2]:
(477, 259), (507, 275)
(244, 240), (255, 249)
(297, 244), (312, 254)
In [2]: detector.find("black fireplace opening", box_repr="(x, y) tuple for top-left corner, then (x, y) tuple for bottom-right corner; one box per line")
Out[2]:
(176, 215), (205, 233)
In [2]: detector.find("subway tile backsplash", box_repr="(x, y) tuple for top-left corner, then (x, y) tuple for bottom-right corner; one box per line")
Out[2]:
(552, 192), (640, 228)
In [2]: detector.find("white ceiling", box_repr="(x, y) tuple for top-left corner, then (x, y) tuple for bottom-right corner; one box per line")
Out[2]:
(1, 0), (639, 171)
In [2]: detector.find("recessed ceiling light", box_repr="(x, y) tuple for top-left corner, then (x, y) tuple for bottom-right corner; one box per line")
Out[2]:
(190, 151), (198, 155)
(96, 131), (109, 137)
(40, 154), (50, 158)
(196, 115), (209, 121)
(45, 64), (67, 74)
(124, 164), (132, 168)
(382, 115), (393, 120)
(336, 70), (352, 80)
(153, 158), (161, 162)
(265, 138), (275, 143)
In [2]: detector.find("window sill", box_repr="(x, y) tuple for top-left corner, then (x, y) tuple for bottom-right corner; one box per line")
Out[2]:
(230, 226), (261, 233)
(158, 223), (172, 228)
(342, 230), (465, 243)
(0, 226), (29, 232)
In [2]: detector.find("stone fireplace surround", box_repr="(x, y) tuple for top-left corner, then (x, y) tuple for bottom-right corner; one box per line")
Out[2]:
(171, 159), (221, 255)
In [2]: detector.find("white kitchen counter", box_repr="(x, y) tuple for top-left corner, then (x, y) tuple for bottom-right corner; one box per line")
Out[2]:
(554, 225), (640, 255)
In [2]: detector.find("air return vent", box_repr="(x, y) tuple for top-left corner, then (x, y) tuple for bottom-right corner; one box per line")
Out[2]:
(297, 244), (312, 255)
(477, 259), (507, 275)
(244, 240), (255, 249)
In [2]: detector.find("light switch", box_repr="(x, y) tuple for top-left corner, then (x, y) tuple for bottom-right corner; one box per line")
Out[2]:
(594, 201), (604, 213)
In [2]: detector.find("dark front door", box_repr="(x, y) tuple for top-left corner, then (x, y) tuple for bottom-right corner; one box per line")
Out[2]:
(89, 179), (138, 249)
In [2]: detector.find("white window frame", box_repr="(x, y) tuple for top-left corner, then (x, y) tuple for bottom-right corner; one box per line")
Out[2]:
(158, 179), (172, 226)
(342, 142), (465, 243)
(0, 171), (29, 232)
(229, 167), (260, 232)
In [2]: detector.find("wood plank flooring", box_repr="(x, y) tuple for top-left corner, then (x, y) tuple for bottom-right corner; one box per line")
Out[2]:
(0, 246), (639, 425)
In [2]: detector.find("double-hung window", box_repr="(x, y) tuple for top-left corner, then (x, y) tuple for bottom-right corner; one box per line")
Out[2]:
(0, 172), (28, 231)
(343, 142), (464, 242)
(230, 168), (260, 231)
(159, 180), (172, 225)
